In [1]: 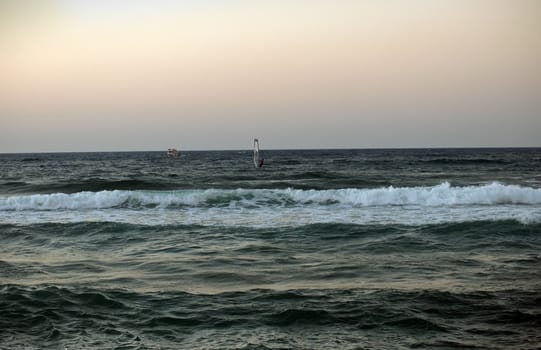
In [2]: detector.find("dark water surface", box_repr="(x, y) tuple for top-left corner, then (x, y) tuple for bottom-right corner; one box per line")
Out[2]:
(1, 148), (540, 349)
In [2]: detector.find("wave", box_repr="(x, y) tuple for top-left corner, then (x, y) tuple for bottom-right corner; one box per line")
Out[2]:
(1, 182), (541, 211)
(423, 158), (510, 165)
(1, 285), (539, 349)
(2, 221), (539, 256)
(0, 179), (178, 194)
(289, 171), (340, 180)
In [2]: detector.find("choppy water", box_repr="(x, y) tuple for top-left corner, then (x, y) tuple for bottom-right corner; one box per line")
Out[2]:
(1, 148), (540, 349)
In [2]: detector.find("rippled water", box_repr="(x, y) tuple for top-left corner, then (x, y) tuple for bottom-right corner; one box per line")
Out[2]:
(1, 148), (540, 349)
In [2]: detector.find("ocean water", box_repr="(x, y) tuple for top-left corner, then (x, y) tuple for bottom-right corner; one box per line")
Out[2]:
(1, 148), (540, 349)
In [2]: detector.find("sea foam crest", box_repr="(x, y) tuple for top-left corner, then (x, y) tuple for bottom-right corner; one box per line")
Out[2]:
(289, 182), (541, 206)
(1, 182), (541, 211)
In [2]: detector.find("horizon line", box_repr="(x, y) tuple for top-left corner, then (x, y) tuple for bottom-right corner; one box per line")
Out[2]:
(1, 145), (541, 155)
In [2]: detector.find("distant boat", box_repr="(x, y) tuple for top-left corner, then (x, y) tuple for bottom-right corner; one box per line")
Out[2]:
(253, 138), (264, 168)
(167, 148), (179, 158)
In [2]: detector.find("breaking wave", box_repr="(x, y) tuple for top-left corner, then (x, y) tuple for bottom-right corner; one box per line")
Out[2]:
(1, 182), (541, 211)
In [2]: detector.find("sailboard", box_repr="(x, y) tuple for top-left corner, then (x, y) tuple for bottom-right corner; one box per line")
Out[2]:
(253, 138), (264, 168)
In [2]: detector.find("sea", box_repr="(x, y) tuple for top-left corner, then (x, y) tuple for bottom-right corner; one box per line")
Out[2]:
(1, 148), (540, 350)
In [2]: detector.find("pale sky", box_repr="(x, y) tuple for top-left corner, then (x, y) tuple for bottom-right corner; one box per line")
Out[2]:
(1, 0), (540, 152)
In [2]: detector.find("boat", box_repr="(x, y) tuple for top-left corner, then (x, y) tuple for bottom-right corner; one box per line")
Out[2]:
(167, 148), (179, 158)
(253, 138), (264, 168)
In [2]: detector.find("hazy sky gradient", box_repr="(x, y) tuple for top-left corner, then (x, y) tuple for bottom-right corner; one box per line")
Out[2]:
(1, 0), (540, 152)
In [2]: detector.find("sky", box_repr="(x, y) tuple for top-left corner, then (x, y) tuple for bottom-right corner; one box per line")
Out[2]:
(1, 0), (540, 152)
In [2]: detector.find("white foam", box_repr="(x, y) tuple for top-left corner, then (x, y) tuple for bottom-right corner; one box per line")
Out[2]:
(2, 203), (540, 227)
(289, 182), (541, 206)
(1, 183), (541, 211)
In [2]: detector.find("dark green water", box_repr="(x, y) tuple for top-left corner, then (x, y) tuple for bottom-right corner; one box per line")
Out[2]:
(1, 148), (540, 349)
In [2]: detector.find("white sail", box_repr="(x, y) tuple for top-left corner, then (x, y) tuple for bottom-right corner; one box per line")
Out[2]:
(253, 138), (261, 168)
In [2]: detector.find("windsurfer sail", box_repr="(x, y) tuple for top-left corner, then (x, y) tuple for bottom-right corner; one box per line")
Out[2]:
(253, 138), (264, 168)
